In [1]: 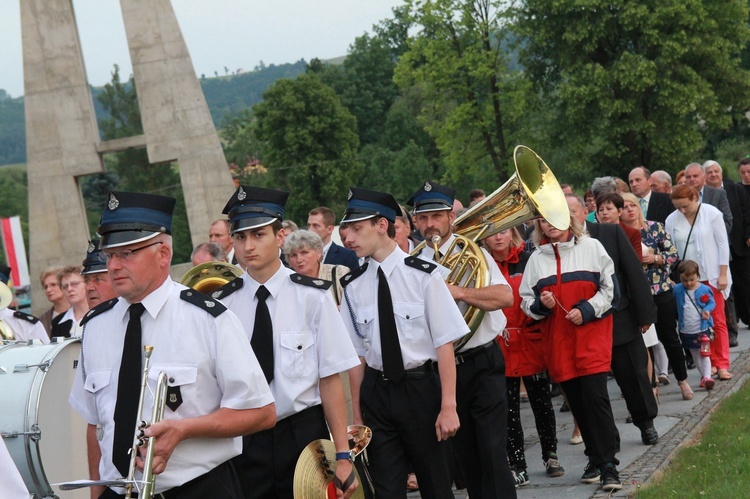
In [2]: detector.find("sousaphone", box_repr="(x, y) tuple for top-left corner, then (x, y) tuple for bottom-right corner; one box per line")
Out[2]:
(179, 261), (242, 294)
(412, 145), (570, 350)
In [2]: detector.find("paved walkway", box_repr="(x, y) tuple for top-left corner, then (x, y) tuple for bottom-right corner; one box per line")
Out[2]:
(407, 327), (750, 498)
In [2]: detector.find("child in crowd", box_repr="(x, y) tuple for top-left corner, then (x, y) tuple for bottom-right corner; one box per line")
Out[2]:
(673, 260), (716, 390)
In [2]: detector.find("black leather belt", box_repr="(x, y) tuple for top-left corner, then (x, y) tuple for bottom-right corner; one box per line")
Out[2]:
(367, 360), (434, 381)
(455, 340), (496, 365)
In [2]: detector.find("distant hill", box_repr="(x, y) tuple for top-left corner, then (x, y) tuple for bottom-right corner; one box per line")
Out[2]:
(0, 60), (308, 166)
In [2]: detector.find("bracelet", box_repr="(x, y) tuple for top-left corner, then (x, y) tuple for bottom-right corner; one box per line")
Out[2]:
(336, 451), (353, 461)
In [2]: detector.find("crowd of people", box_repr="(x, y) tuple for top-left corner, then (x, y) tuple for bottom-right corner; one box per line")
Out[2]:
(1, 156), (748, 499)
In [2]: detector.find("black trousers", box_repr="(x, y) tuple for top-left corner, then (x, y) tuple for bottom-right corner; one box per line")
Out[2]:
(361, 366), (454, 499)
(453, 341), (516, 499)
(560, 373), (620, 467)
(232, 404), (329, 499)
(507, 373), (557, 471)
(99, 460), (242, 499)
(611, 336), (658, 430)
(730, 254), (750, 325)
(653, 290), (687, 381)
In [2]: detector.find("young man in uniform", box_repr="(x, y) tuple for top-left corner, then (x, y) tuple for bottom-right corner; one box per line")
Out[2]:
(409, 181), (526, 496)
(338, 187), (467, 498)
(214, 185), (360, 499)
(69, 191), (276, 498)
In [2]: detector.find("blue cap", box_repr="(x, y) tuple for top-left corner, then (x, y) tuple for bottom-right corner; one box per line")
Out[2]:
(222, 185), (289, 233)
(341, 188), (400, 224)
(407, 181), (455, 213)
(97, 191), (176, 249)
(81, 239), (107, 275)
(0, 265), (11, 285)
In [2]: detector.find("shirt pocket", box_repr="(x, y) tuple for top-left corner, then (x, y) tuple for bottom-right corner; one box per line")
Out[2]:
(354, 305), (376, 341)
(279, 331), (316, 378)
(84, 370), (113, 424)
(149, 364), (198, 416)
(393, 302), (425, 341)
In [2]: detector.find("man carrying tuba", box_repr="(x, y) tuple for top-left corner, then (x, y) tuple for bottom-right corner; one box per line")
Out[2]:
(409, 181), (519, 497)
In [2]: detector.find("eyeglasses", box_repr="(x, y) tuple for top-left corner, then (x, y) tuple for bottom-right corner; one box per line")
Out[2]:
(61, 280), (84, 290)
(100, 241), (163, 262)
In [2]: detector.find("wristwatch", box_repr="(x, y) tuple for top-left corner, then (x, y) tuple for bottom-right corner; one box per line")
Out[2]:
(336, 451), (354, 462)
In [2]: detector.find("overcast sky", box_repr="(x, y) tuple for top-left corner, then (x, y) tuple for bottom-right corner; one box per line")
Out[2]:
(0, 0), (402, 98)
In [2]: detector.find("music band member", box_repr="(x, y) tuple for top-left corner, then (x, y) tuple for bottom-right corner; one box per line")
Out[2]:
(408, 181), (519, 497)
(81, 239), (117, 309)
(339, 187), (467, 498)
(0, 265), (49, 343)
(215, 186), (360, 499)
(69, 191), (276, 498)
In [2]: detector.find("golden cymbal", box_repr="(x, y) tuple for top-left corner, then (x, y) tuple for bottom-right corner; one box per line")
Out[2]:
(293, 439), (364, 499)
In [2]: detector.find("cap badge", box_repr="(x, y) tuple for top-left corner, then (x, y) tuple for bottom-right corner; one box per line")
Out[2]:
(108, 193), (119, 211)
(87, 241), (95, 253)
(424, 181), (432, 192)
(237, 186), (247, 201)
(347, 189), (353, 200)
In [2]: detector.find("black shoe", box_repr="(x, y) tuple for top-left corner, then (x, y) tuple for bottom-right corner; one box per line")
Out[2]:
(560, 401), (570, 413)
(641, 425), (659, 445)
(686, 356), (695, 370)
(545, 453), (565, 477)
(729, 337), (739, 347)
(513, 469), (529, 488)
(626, 413), (633, 424)
(600, 463), (622, 491)
(549, 383), (561, 398)
(580, 462), (600, 483)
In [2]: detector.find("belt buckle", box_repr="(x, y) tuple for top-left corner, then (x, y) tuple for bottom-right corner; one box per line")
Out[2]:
(455, 354), (466, 365)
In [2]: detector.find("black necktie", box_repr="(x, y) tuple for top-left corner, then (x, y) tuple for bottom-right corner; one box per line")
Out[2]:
(378, 267), (404, 382)
(252, 286), (274, 383)
(112, 303), (145, 477)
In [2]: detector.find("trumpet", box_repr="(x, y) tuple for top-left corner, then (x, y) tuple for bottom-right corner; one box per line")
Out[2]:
(126, 345), (168, 499)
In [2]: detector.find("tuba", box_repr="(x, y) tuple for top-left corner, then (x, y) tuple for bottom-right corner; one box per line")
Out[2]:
(179, 261), (243, 294)
(412, 145), (570, 350)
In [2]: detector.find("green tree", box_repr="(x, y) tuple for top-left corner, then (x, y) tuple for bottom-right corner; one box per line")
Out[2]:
(252, 73), (362, 223)
(395, 0), (530, 185)
(513, 0), (750, 177)
(0, 165), (29, 265)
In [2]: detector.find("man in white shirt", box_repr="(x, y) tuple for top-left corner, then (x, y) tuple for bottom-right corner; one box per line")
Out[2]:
(0, 265), (49, 343)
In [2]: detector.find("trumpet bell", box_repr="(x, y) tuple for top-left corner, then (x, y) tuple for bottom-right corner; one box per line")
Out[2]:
(179, 262), (243, 294)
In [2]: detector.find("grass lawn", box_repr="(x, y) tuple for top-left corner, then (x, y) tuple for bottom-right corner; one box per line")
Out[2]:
(636, 379), (750, 497)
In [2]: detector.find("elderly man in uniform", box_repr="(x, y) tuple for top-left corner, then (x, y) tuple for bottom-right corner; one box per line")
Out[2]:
(69, 191), (276, 499)
(408, 181), (526, 495)
(339, 187), (467, 499)
(214, 186), (360, 499)
(0, 265), (49, 342)
(81, 239), (117, 308)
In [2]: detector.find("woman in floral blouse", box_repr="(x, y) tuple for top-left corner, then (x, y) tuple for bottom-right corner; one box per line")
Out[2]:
(621, 193), (692, 400)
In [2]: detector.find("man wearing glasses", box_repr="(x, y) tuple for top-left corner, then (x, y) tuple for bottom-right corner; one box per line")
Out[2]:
(69, 191), (276, 498)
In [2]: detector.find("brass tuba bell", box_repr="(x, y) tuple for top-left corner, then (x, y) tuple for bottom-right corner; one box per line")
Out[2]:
(412, 145), (570, 350)
(179, 261), (243, 294)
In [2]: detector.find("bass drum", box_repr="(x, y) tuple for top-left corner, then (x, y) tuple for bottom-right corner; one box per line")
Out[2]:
(0, 338), (88, 498)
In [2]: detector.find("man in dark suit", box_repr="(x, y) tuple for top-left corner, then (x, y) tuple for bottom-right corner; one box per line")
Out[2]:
(307, 206), (360, 270)
(567, 194), (660, 445)
(629, 167), (675, 224)
(705, 161), (750, 344)
(685, 163), (733, 234)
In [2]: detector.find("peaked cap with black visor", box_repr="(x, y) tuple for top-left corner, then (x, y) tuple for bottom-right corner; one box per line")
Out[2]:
(341, 187), (400, 224)
(223, 185), (289, 233)
(81, 239), (107, 275)
(97, 191), (176, 249)
(406, 181), (455, 214)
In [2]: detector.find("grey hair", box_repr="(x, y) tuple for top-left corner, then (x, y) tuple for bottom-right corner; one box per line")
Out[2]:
(190, 242), (226, 261)
(281, 220), (299, 232)
(565, 193), (586, 211)
(283, 229), (324, 256)
(651, 170), (672, 186)
(702, 160), (721, 171)
(685, 162), (703, 173)
(591, 177), (618, 197)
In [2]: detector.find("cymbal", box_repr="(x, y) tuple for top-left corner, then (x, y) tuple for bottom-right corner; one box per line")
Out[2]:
(293, 439), (364, 499)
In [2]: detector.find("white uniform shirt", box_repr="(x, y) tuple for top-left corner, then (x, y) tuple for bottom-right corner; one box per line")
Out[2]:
(59, 307), (84, 337)
(219, 265), (360, 420)
(0, 308), (49, 343)
(418, 234), (509, 351)
(340, 246), (468, 370)
(69, 278), (273, 494)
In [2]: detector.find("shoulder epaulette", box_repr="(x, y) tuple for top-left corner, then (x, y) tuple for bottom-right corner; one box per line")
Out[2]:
(405, 256), (437, 274)
(290, 273), (333, 290)
(210, 277), (244, 300)
(180, 289), (227, 318)
(13, 310), (40, 324)
(81, 298), (119, 326)
(340, 262), (368, 287)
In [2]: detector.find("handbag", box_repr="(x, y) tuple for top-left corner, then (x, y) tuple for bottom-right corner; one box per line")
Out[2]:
(669, 204), (701, 283)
